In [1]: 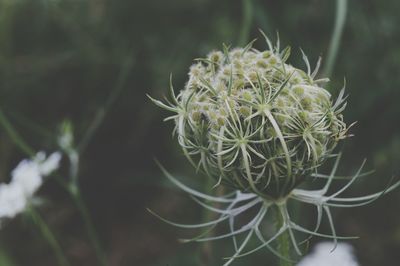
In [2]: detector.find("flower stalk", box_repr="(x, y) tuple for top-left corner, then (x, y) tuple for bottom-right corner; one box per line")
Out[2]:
(59, 121), (107, 266)
(27, 207), (70, 266)
(275, 205), (292, 266)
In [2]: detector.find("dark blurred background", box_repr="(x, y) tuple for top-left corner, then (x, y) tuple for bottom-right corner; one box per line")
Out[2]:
(0, 0), (399, 265)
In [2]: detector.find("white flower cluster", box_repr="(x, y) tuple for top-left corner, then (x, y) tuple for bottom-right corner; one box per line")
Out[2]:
(0, 152), (61, 220)
(297, 242), (359, 266)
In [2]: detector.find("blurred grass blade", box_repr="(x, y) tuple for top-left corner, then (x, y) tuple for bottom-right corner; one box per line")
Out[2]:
(0, 249), (15, 266)
(323, 0), (348, 77)
(78, 52), (136, 153)
(238, 0), (254, 46)
(0, 108), (35, 157)
(27, 207), (70, 266)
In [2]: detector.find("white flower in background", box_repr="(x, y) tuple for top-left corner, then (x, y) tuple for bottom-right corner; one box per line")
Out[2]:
(0, 182), (26, 219)
(297, 242), (359, 266)
(12, 157), (42, 196)
(37, 152), (62, 176)
(0, 152), (62, 220)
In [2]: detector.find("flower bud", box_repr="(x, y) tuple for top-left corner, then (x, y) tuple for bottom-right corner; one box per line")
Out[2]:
(152, 37), (350, 199)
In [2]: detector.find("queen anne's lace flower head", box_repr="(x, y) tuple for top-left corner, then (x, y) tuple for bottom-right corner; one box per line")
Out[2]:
(150, 33), (351, 199)
(0, 152), (61, 221)
(149, 33), (400, 265)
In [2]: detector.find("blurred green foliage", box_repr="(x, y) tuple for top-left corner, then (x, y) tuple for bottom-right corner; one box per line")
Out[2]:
(0, 0), (399, 265)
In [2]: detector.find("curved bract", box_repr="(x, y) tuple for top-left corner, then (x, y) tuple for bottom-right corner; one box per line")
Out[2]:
(149, 33), (350, 199)
(150, 156), (400, 266)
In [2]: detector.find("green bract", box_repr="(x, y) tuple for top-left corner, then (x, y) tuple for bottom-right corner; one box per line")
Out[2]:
(150, 35), (350, 199)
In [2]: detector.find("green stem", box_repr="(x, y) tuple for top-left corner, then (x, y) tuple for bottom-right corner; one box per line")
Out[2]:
(198, 176), (217, 266)
(275, 206), (292, 266)
(27, 207), (70, 266)
(323, 0), (348, 77)
(69, 186), (107, 266)
(67, 149), (107, 266)
(47, 144), (107, 266)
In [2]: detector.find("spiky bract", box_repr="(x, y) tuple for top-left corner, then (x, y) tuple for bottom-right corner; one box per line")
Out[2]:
(151, 155), (399, 266)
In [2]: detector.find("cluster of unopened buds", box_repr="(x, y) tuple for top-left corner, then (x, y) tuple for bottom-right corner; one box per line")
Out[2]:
(149, 32), (399, 265)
